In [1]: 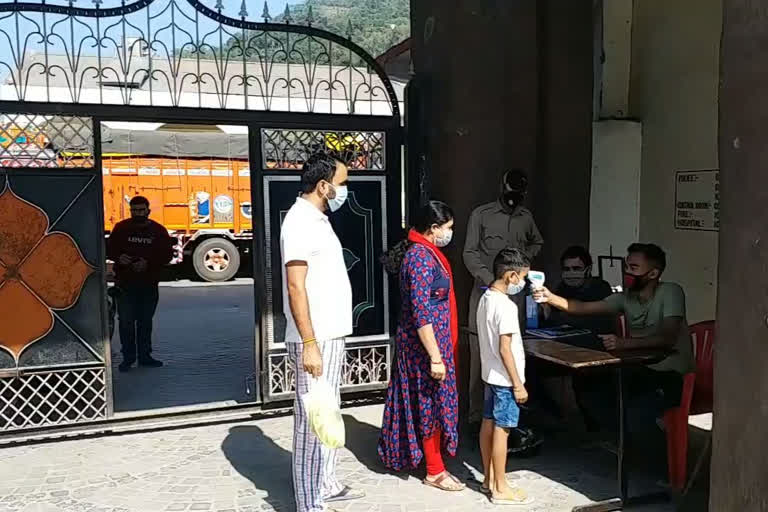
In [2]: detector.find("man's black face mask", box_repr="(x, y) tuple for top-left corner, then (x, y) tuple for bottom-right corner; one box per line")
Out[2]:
(502, 191), (525, 207)
(500, 170), (528, 209)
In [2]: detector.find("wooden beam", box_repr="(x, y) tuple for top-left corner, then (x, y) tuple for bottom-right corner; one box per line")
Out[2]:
(713, 1), (768, 509)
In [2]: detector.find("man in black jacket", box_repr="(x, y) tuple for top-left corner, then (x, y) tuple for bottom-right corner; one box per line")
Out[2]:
(106, 196), (173, 372)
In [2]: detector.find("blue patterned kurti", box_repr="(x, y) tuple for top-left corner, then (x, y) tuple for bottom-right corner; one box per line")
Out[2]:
(378, 243), (459, 471)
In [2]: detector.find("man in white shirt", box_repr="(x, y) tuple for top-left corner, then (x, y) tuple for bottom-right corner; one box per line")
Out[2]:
(281, 152), (364, 512)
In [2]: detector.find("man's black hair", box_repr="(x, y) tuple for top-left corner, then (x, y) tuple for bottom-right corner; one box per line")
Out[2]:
(560, 245), (593, 268)
(129, 195), (150, 208)
(493, 248), (531, 280)
(301, 152), (346, 194)
(627, 243), (667, 273)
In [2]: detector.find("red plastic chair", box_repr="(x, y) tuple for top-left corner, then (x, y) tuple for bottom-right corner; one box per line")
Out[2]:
(689, 321), (715, 414)
(617, 314), (627, 337)
(663, 320), (715, 491)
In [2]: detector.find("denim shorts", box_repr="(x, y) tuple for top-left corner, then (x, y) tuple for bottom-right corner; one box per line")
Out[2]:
(483, 383), (521, 429)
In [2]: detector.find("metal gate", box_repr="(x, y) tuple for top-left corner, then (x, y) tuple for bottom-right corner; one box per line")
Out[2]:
(0, 114), (110, 431)
(0, 0), (402, 430)
(259, 127), (396, 402)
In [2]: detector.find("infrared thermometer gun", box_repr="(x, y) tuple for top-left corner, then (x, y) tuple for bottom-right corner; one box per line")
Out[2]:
(528, 271), (546, 303)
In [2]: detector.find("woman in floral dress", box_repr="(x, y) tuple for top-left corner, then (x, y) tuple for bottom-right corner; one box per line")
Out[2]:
(378, 200), (463, 491)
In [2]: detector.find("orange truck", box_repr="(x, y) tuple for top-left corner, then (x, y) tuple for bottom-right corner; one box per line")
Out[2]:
(102, 153), (253, 282)
(93, 126), (263, 281)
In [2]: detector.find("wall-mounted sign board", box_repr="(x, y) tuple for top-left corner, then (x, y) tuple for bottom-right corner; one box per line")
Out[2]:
(675, 170), (719, 232)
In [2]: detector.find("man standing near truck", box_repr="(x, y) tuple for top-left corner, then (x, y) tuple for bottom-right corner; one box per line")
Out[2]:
(107, 196), (174, 372)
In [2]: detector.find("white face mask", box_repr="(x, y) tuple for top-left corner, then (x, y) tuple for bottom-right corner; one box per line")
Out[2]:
(434, 227), (453, 248)
(562, 270), (587, 288)
(326, 184), (348, 212)
(507, 277), (525, 296)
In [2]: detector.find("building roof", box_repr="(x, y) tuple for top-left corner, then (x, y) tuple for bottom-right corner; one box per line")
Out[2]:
(5, 52), (405, 112)
(375, 38), (411, 83)
(100, 127), (249, 159)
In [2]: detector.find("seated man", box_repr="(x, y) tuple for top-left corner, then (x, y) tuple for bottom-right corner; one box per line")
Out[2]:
(542, 245), (614, 334)
(535, 243), (695, 433)
(533, 246), (616, 430)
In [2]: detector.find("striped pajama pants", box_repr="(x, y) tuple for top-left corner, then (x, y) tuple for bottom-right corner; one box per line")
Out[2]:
(288, 338), (345, 512)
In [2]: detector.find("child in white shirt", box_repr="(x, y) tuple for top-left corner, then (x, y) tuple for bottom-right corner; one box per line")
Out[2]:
(477, 248), (534, 505)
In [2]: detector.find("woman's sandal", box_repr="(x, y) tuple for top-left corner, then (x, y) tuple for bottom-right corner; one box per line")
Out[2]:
(423, 471), (466, 492)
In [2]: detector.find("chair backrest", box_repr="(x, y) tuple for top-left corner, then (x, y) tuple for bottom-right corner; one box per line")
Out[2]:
(690, 320), (715, 413)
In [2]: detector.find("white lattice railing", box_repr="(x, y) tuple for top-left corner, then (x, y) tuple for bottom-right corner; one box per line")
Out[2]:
(0, 367), (108, 431)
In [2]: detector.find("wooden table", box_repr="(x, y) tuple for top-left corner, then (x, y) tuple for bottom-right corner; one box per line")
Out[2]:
(524, 337), (667, 369)
(523, 336), (669, 512)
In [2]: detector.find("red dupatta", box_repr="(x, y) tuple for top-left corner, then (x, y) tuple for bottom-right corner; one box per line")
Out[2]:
(408, 229), (459, 365)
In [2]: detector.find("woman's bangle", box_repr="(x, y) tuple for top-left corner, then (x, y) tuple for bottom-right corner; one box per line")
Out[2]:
(303, 337), (317, 345)
(430, 360), (443, 365)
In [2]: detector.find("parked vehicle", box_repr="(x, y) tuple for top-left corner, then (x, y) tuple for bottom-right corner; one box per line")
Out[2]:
(97, 127), (256, 282)
(103, 153), (252, 282)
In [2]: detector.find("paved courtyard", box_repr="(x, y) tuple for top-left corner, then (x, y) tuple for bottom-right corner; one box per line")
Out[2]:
(0, 403), (704, 512)
(112, 281), (255, 413)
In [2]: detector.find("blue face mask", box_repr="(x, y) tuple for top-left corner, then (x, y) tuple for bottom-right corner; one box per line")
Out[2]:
(507, 278), (525, 296)
(326, 184), (348, 213)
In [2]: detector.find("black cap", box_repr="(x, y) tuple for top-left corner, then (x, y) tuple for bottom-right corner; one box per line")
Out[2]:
(502, 169), (528, 193)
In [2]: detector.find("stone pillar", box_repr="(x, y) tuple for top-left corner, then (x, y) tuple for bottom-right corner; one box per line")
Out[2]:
(410, 0), (594, 418)
(409, 0), (594, 313)
(409, 0), (539, 307)
(712, 1), (768, 508)
(534, 0), (595, 280)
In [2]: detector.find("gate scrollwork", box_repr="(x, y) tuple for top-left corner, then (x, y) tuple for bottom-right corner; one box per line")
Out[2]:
(0, 0), (401, 116)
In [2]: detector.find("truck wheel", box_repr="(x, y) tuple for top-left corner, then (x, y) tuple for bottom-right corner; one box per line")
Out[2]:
(192, 238), (240, 282)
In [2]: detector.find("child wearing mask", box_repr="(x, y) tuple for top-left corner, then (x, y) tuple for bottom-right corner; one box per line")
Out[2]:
(476, 248), (535, 505)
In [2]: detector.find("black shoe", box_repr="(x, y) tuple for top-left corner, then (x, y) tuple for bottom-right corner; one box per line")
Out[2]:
(138, 357), (163, 368)
(508, 427), (544, 458)
(118, 361), (133, 372)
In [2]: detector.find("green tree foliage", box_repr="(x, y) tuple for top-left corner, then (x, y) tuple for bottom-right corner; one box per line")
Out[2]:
(185, 0), (409, 65)
(283, 0), (410, 57)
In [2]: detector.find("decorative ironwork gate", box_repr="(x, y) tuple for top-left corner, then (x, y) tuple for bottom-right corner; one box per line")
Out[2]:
(0, 0), (402, 428)
(0, 113), (109, 431)
(261, 129), (394, 401)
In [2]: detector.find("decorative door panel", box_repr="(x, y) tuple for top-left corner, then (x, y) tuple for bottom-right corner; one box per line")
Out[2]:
(262, 175), (390, 400)
(0, 113), (108, 431)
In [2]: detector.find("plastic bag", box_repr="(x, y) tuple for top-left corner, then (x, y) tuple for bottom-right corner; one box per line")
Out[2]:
(301, 379), (345, 449)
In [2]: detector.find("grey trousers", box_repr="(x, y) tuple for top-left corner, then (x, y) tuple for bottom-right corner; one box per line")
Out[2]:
(467, 282), (526, 424)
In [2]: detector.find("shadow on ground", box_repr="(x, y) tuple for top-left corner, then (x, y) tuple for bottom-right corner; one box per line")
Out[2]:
(222, 424), (295, 510)
(342, 414), (402, 478)
(222, 407), (709, 511)
(343, 404), (662, 504)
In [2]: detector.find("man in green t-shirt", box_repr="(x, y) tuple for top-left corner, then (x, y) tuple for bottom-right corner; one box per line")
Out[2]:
(534, 243), (694, 428)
